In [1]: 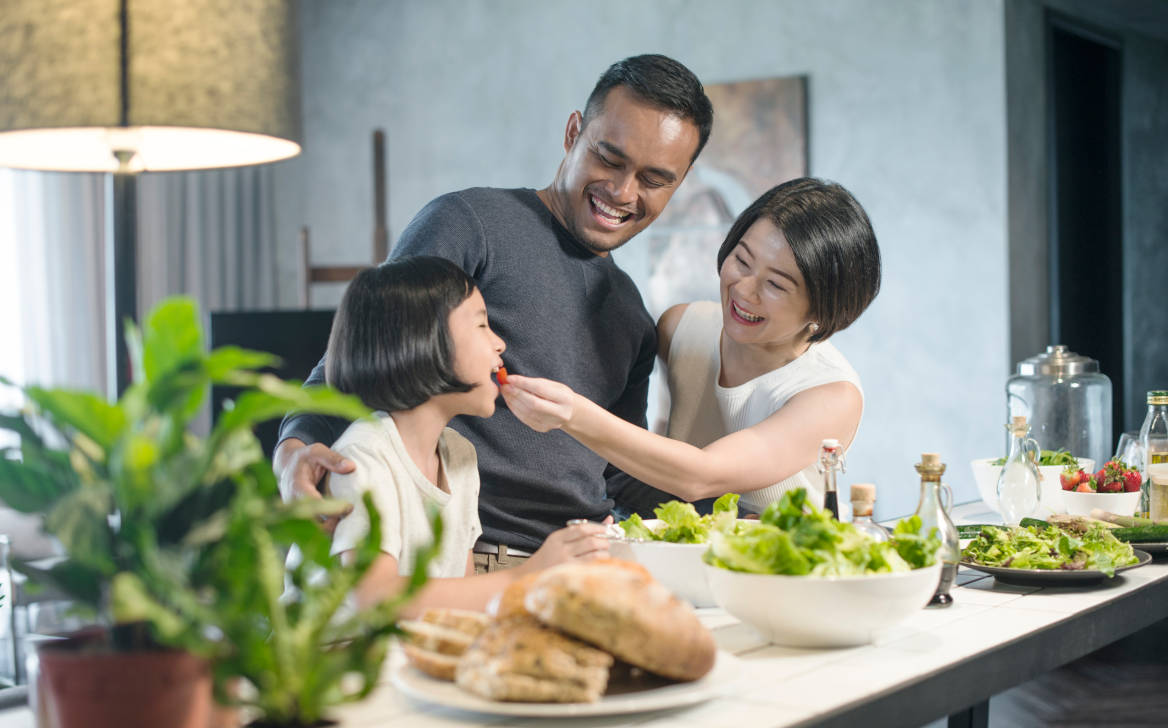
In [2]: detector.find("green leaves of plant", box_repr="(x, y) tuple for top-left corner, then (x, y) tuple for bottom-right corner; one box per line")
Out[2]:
(21, 387), (126, 451)
(214, 376), (368, 438)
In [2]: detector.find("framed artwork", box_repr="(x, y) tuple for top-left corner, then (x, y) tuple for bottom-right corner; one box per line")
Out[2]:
(643, 75), (808, 317)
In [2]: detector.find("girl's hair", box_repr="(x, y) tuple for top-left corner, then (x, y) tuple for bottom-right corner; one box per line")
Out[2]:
(326, 256), (476, 411)
(716, 177), (881, 343)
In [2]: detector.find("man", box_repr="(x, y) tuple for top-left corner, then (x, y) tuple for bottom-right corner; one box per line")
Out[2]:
(275, 54), (713, 572)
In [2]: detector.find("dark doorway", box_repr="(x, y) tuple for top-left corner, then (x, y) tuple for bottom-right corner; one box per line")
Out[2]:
(1047, 18), (1124, 443)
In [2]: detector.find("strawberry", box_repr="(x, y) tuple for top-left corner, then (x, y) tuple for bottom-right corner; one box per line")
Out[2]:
(1123, 468), (1142, 493)
(1099, 478), (1123, 493)
(1075, 481), (1094, 493)
(1060, 467), (1081, 491)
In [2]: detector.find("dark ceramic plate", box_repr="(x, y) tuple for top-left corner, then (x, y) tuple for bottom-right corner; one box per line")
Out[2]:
(960, 549), (1152, 586)
(1123, 542), (1168, 554)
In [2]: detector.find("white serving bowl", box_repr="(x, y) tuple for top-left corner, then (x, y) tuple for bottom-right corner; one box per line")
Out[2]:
(970, 457), (1094, 516)
(704, 561), (941, 647)
(608, 519), (716, 607)
(1060, 488), (1141, 517)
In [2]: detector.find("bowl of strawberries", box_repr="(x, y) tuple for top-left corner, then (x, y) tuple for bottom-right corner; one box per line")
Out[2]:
(1059, 459), (1142, 516)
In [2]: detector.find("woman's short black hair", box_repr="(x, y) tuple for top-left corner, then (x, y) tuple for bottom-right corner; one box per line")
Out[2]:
(716, 178), (881, 343)
(326, 256), (476, 412)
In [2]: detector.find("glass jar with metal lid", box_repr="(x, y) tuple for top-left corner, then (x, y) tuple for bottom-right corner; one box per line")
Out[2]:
(1006, 345), (1113, 467)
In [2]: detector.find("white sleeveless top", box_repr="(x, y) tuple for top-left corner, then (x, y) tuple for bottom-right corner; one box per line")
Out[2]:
(664, 301), (863, 513)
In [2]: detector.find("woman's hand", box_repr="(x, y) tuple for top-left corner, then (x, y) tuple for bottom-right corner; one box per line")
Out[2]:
(500, 374), (580, 432)
(523, 519), (611, 571)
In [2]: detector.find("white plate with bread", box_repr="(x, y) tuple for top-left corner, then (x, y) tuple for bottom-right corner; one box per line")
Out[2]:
(391, 645), (740, 717)
(390, 559), (741, 716)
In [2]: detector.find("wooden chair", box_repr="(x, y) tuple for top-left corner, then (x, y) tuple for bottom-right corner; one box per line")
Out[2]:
(300, 129), (389, 307)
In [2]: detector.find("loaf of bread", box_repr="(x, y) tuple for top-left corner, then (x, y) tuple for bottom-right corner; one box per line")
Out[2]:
(418, 607), (490, 637)
(524, 560), (716, 682)
(455, 616), (613, 703)
(400, 608), (490, 681)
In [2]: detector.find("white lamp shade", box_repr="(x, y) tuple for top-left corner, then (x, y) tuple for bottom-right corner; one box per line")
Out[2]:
(0, 0), (302, 172)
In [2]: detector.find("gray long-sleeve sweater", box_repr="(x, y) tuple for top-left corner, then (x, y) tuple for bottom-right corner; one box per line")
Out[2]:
(279, 188), (657, 550)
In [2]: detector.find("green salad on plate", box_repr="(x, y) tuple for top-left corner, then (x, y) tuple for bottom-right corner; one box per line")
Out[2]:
(961, 522), (1137, 577)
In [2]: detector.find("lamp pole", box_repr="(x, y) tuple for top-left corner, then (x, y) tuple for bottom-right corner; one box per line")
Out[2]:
(106, 151), (137, 398)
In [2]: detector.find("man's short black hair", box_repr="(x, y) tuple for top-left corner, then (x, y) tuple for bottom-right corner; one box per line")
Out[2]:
(716, 178), (882, 343)
(326, 256), (476, 412)
(583, 54), (714, 164)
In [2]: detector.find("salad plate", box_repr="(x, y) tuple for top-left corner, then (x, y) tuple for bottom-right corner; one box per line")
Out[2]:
(960, 549), (1151, 586)
(390, 648), (741, 718)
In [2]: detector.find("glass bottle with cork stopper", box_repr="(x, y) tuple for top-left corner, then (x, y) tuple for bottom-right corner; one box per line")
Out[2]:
(995, 415), (1041, 525)
(849, 483), (889, 542)
(1138, 390), (1168, 519)
(913, 453), (959, 607)
(817, 438), (845, 520)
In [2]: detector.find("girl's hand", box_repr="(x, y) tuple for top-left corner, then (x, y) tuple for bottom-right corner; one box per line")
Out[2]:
(524, 520), (610, 571)
(500, 374), (579, 432)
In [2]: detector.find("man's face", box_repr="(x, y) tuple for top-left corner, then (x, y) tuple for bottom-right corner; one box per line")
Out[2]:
(548, 86), (700, 255)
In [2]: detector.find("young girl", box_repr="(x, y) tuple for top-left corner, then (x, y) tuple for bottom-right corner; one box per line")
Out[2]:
(324, 256), (608, 613)
(502, 178), (881, 515)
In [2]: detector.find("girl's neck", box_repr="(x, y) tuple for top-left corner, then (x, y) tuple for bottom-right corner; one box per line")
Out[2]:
(719, 331), (811, 388)
(388, 404), (450, 492)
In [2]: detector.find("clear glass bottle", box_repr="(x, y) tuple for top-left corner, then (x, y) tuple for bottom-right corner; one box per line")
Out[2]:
(849, 483), (889, 542)
(817, 438), (845, 520)
(996, 416), (1042, 525)
(913, 453), (959, 607)
(1139, 391), (1168, 519)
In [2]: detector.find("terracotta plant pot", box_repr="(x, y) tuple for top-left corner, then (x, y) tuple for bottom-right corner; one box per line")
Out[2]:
(36, 630), (214, 728)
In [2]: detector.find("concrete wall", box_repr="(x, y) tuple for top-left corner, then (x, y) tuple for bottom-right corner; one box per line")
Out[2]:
(275, 0), (1010, 519)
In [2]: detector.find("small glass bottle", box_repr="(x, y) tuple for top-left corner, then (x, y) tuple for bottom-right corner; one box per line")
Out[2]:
(849, 483), (889, 542)
(913, 453), (959, 607)
(996, 416), (1041, 525)
(817, 438), (845, 520)
(1138, 390), (1168, 519)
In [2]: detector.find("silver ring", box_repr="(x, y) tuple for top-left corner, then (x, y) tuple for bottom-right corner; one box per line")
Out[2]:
(566, 518), (590, 527)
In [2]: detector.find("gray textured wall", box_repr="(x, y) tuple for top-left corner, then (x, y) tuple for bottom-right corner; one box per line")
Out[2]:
(274, 0), (1010, 519)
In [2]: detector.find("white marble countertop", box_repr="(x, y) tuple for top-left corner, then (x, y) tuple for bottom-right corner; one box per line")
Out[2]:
(3, 503), (1164, 728)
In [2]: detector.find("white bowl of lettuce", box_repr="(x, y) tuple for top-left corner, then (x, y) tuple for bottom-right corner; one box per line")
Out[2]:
(610, 494), (741, 608)
(702, 489), (942, 647)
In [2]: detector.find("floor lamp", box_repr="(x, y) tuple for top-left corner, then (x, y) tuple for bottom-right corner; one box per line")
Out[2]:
(0, 0), (302, 398)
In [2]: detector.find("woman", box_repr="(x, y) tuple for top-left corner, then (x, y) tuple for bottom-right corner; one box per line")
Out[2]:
(501, 178), (881, 514)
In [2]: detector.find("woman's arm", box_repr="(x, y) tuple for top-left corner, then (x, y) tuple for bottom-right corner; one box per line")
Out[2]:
(502, 376), (861, 502)
(345, 522), (611, 614)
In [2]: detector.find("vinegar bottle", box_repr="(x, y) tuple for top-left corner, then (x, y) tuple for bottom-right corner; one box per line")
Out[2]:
(817, 439), (845, 520)
(996, 416), (1041, 525)
(913, 453), (959, 607)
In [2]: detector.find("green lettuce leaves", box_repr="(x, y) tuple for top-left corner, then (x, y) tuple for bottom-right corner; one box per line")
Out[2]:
(617, 489), (941, 576)
(618, 492), (741, 544)
(960, 522), (1137, 576)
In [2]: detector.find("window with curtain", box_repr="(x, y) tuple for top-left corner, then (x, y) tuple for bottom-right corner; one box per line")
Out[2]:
(0, 166), (288, 401)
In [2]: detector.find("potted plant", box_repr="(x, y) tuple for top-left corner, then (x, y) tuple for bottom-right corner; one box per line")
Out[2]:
(0, 297), (439, 728)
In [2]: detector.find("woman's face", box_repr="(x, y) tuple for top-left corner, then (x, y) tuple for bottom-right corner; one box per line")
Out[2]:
(719, 217), (814, 347)
(447, 288), (506, 416)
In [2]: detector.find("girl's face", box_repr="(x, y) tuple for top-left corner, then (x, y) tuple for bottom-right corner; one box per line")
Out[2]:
(719, 217), (814, 348)
(447, 288), (506, 417)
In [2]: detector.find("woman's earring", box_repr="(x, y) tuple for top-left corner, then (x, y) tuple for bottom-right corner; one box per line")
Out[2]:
(809, 322), (820, 333)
